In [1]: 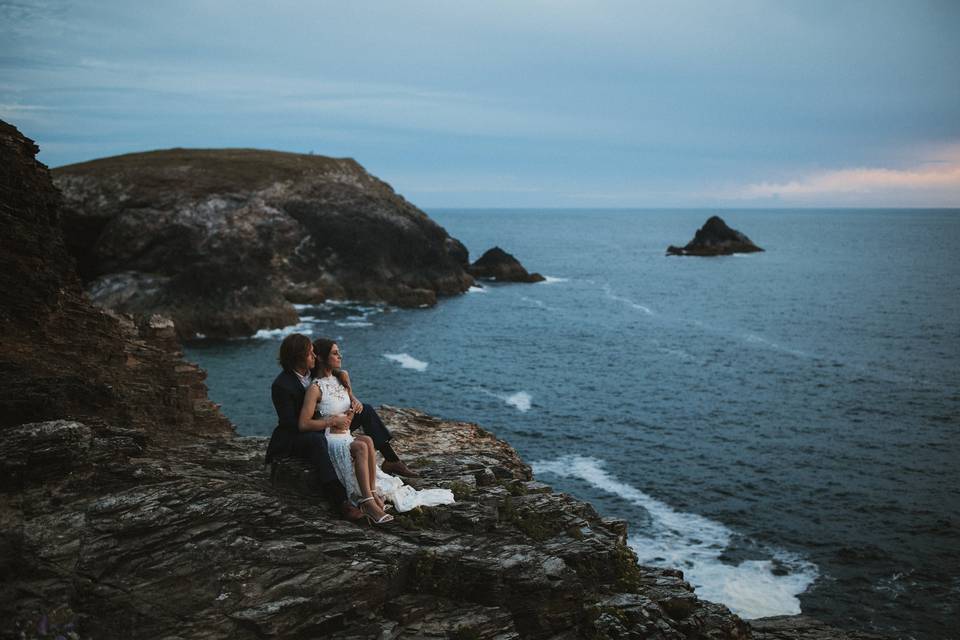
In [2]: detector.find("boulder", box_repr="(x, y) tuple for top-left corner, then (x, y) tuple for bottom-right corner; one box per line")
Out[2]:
(667, 216), (764, 256)
(52, 148), (475, 338)
(469, 246), (545, 282)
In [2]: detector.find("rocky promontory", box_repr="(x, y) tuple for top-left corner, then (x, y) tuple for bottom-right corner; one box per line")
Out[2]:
(469, 246), (545, 282)
(53, 148), (475, 339)
(667, 216), (764, 256)
(2, 121), (881, 639)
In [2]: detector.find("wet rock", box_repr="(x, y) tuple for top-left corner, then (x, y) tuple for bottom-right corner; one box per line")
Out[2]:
(53, 148), (474, 338)
(667, 216), (764, 256)
(469, 247), (545, 282)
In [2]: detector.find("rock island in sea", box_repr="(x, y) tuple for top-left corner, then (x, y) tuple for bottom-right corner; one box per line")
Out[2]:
(667, 216), (764, 256)
(0, 120), (881, 639)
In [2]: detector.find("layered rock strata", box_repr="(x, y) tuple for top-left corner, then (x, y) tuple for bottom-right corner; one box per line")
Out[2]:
(469, 246), (545, 283)
(667, 216), (764, 256)
(52, 148), (475, 339)
(4, 407), (754, 639)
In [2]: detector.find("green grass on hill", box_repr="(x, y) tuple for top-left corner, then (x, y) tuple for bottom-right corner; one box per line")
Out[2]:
(53, 148), (365, 197)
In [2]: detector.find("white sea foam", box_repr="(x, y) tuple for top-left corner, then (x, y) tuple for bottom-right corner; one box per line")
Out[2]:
(539, 276), (568, 284)
(479, 388), (532, 412)
(292, 303), (313, 311)
(383, 353), (429, 371)
(335, 321), (373, 328)
(468, 285), (488, 293)
(531, 455), (818, 619)
(602, 284), (653, 315)
(252, 322), (314, 339)
(505, 391), (532, 412)
(743, 333), (808, 358)
(521, 296), (556, 311)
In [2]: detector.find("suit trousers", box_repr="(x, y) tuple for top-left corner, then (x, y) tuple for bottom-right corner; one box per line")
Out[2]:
(349, 403), (392, 450)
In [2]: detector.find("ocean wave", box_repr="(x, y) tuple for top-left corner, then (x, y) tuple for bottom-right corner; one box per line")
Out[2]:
(742, 333), (808, 358)
(602, 284), (653, 315)
(531, 455), (818, 619)
(505, 391), (532, 412)
(468, 285), (488, 293)
(480, 388), (532, 412)
(252, 322), (314, 339)
(335, 321), (373, 328)
(383, 353), (428, 371)
(521, 296), (555, 311)
(539, 276), (568, 284)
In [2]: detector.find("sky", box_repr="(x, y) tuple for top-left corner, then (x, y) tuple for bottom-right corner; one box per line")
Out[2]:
(2, 0), (959, 207)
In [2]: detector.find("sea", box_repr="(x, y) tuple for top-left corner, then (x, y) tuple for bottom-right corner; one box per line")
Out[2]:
(184, 209), (960, 639)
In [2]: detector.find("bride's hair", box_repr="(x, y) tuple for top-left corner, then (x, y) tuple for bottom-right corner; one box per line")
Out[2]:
(312, 338), (350, 388)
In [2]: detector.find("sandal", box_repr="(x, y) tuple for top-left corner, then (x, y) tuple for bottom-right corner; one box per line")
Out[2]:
(358, 496), (394, 525)
(374, 494), (392, 512)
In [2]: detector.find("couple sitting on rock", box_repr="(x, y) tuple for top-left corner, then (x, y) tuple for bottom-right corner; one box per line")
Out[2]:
(266, 333), (453, 524)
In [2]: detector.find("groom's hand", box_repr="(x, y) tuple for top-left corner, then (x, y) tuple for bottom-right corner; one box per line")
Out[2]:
(329, 414), (351, 433)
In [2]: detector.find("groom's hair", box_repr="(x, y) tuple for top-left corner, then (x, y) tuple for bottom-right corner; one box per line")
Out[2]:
(278, 334), (312, 371)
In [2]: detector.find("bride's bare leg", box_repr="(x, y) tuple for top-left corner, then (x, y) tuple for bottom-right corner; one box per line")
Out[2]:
(357, 435), (383, 508)
(351, 440), (387, 520)
(350, 440), (372, 497)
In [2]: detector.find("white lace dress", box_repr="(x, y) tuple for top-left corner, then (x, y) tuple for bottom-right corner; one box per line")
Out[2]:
(316, 375), (454, 512)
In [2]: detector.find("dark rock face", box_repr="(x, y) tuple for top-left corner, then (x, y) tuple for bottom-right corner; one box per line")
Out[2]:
(667, 216), (764, 256)
(53, 148), (475, 338)
(0, 121), (232, 444)
(469, 246), (545, 282)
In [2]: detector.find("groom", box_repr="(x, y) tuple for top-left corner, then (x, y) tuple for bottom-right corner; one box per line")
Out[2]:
(265, 333), (417, 520)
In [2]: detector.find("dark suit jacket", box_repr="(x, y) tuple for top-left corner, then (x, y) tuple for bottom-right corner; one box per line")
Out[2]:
(265, 369), (307, 463)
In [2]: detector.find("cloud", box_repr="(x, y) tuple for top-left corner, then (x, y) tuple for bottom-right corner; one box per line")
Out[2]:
(725, 151), (960, 206)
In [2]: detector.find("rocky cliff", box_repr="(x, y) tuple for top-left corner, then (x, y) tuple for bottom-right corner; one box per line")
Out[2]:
(2, 121), (880, 639)
(52, 148), (474, 339)
(0, 122), (232, 445)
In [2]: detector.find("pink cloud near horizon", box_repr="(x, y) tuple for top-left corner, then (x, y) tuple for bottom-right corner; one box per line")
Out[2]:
(728, 155), (960, 207)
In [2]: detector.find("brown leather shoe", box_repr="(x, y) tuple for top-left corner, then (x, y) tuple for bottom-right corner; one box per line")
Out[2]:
(341, 502), (365, 522)
(381, 460), (420, 478)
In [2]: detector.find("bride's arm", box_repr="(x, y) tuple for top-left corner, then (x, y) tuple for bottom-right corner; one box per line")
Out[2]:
(338, 370), (363, 414)
(298, 383), (350, 432)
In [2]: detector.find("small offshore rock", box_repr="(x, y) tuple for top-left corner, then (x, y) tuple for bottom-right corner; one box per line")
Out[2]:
(469, 246), (545, 282)
(666, 216), (764, 256)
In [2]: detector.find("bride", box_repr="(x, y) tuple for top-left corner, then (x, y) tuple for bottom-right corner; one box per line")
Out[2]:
(299, 338), (454, 524)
